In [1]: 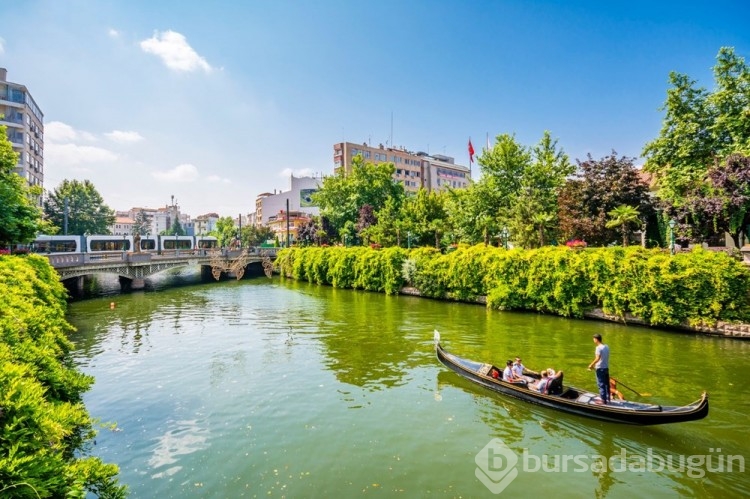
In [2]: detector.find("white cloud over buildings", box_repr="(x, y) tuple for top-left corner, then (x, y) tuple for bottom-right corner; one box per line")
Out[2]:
(139, 30), (213, 73)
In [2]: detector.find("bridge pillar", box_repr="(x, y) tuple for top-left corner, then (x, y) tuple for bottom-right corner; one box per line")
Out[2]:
(76, 276), (84, 294)
(131, 278), (145, 290)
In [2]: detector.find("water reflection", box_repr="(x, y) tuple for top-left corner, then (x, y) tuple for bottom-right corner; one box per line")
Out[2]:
(67, 277), (750, 498)
(149, 419), (209, 478)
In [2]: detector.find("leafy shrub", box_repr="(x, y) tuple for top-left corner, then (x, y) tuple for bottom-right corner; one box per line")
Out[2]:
(0, 254), (126, 498)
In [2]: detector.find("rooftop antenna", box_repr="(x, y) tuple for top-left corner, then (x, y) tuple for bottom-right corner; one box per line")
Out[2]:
(390, 111), (393, 149)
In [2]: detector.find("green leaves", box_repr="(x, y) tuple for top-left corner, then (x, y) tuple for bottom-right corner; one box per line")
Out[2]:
(0, 255), (126, 497)
(42, 179), (116, 236)
(276, 245), (750, 327)
(0, 125), (43, 246)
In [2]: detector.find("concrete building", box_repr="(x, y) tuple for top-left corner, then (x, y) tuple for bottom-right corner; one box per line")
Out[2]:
(111, 216), (134, 237)
(333, 141), (470, 193)
(253, 175), (322, 226)
(194, 213), (220, 235)
(267, 210), (313, 246)
(0, 68), (44, 203)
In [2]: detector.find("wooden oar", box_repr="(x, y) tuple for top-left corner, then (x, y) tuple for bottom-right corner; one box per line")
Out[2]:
(612, 378), (651, 397)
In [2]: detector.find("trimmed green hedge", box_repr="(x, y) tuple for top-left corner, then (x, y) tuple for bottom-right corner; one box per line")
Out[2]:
(0, 254), (125, 498)
(276, 245), (750, 327)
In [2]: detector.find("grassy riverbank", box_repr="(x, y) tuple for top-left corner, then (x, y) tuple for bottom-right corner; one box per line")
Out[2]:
(0, 254), (125, 498)
(276, 245), (750, 328)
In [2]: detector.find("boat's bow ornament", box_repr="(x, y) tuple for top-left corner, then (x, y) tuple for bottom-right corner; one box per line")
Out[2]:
(434, 330), (441, 346)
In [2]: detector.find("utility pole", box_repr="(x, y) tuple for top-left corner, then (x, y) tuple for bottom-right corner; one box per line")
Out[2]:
(286, 198), (291, 248)
(63, 197), (69, 235)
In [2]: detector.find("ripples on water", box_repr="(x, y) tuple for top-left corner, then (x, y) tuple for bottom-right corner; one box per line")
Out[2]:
(67, 277), (750, 498)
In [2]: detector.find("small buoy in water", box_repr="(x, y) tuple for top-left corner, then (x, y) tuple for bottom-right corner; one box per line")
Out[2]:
(110, 302), (115, 309)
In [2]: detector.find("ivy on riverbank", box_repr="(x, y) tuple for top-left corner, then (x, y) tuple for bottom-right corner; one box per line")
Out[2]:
(275, 245), (750, 327)
(0, 254), (126, 498)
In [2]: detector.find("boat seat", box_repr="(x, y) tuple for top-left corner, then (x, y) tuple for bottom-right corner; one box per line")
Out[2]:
(547, 371), (564, 395)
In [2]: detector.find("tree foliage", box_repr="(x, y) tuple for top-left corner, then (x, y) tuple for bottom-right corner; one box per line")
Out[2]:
(558, 152), (653, 246)
(473, 131), (572, 248)
(214, 216), (237, 248)
(0, 255), (126, 497)
(0, 124), (43, 246)
(131, 209), (152, 235)
(605, 205), (641, 246)
(313, 155), (404, 241)
(43, 179), (115, 235)
(643, 47), (750, 207)
(241, 224), (276, 247)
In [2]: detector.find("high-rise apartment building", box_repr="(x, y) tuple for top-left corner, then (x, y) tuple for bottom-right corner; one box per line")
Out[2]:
(333, 141), (470, 193)
(0, 68), (44, 202)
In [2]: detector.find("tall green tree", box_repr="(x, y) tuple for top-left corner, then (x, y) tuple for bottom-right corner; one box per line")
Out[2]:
(313, 155), (405, 240)
(0, 124), (43, 246)
(165, 217), (185, 236)
(475, 131), (572, 248)
(131, 209), (152, 235)
(44, 179), (115, 235)
(643, 47), (750, 207)
(214, 216), (237, 248)
(241, 224), (276, 247)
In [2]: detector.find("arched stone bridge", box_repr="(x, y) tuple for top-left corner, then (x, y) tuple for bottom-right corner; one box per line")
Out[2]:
(46, 248), (278, 291)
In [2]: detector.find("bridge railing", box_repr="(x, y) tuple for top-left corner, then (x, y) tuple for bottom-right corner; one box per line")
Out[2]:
(45, 247), (277, 268)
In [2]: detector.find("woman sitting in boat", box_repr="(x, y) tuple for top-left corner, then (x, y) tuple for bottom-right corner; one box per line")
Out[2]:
(503, 360), (527, 385)
(531, 370), (550, 393)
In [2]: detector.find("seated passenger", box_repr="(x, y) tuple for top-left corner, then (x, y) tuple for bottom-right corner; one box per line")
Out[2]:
(503, 360), (526, 384)
(512, 357), (526, 377)
(546, 370), (564, 395)
(490, 368), (500, 379)
(532, 370), (550, 393)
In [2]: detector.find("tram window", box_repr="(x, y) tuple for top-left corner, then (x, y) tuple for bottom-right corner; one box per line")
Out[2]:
(90, 240), (129, 251)
(31, 240), (77, 253)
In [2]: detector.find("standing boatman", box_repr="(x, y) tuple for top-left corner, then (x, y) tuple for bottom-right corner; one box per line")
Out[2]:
(587, 333), (610, 404)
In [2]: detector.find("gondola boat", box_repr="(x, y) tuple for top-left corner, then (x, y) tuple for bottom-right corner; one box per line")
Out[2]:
(434, 331), (708, 425)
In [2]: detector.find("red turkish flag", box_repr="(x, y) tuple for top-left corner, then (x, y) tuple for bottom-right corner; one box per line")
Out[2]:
(468, 139), (475, 163)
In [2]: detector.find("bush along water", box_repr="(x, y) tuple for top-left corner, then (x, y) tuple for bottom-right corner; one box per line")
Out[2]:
(0, 254), (126, 498)
(276, 245), (750, 327)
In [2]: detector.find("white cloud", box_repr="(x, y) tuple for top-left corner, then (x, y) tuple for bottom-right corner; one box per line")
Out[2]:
(108, 28), (120, 38)
(152, 163), (200, 182)
(139, 30), (213, 73)
(46, 143), (118, 167)
(45, 121), (97, 143)
(206, 174), (231, 183)
(0, 37), (5, 55)
(105, 130), (144, 143)
(279, 167), (316, 178)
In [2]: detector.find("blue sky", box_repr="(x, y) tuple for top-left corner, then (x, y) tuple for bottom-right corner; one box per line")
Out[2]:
(1, 1), (748, 217)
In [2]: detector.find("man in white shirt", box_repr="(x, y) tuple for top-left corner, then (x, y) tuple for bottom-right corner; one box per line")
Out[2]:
(587, 333), (610, 404)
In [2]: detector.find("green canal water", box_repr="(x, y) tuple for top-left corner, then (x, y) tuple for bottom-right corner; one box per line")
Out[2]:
(66, 277), (750, 498)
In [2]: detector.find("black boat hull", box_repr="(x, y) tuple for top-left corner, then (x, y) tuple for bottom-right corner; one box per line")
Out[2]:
(435, 334), (708, 425)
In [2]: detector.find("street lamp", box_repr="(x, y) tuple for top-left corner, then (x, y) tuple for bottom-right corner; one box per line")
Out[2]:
(407, 231), (411, 249)
(668, 219), (676, 255)
(344, 234), (348, 247)
(501, 226), (509, 250)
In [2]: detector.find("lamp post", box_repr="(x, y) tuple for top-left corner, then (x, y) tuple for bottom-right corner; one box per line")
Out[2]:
(122, 234), (127, 259)
(668, 219), (676, 255)
(501, 226), (509, 250)
(344, 234), (348, 247)
(407, 231), (411, 249)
